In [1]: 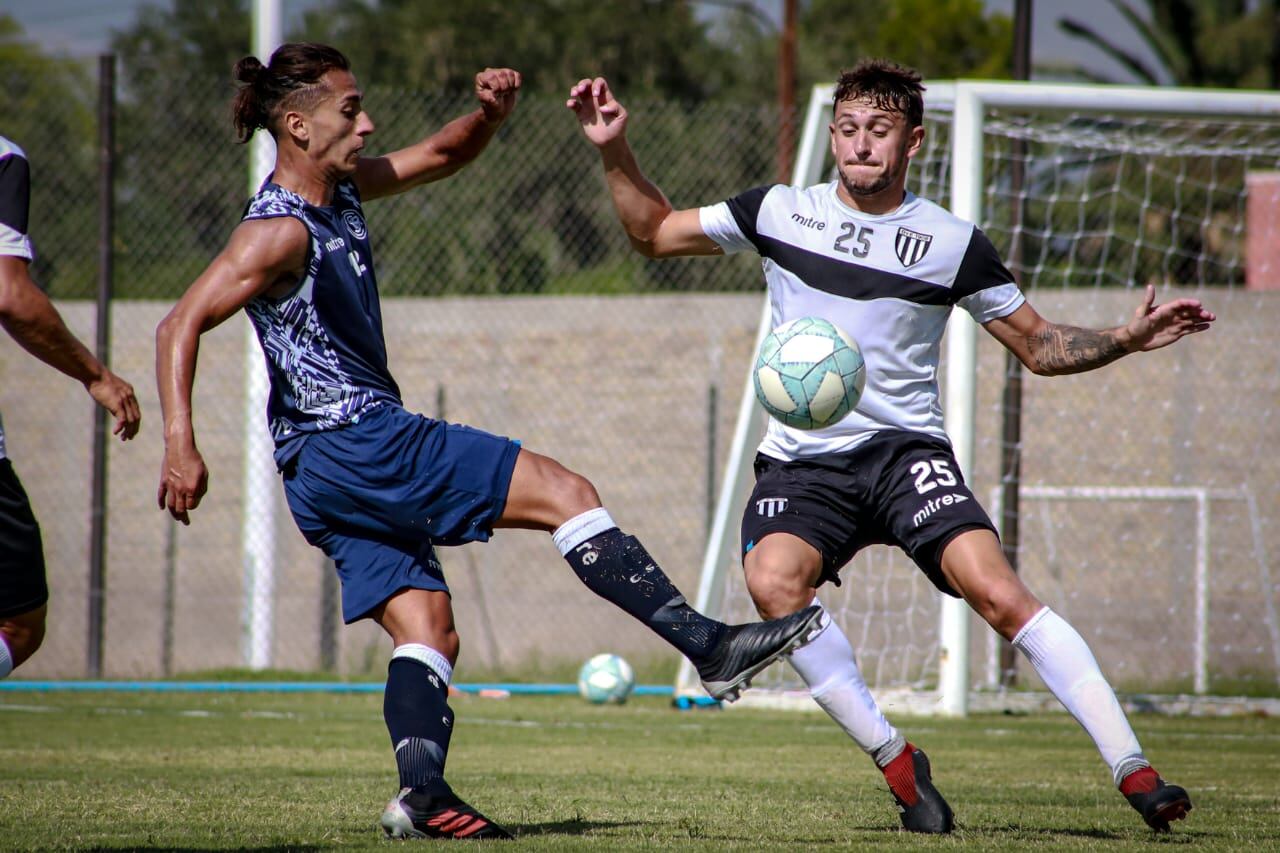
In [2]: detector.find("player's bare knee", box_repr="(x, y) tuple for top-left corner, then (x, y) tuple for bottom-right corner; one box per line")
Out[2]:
(743, 557), (813, 619)
(546, 466), (602, 522)
(972, 584), (1040, 640)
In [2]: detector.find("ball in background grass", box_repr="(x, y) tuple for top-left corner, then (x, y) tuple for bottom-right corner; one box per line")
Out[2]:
(577, 653), (635, 704)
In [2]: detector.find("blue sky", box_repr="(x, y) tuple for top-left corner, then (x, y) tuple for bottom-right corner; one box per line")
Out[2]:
(6, 0), (1169, 85)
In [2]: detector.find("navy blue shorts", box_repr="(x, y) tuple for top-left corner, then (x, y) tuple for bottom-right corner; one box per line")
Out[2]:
(281, 405), (520, 623)
(741, 430), (996, 597)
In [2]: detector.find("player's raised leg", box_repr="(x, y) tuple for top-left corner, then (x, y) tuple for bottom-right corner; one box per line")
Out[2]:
(373, 588), (511, 840)
(939, 529), (1192, 832)
(498, 448), (821, 701)
(745, 532), (953, 833)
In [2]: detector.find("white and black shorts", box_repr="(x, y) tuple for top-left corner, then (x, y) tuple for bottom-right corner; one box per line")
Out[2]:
(740, 430), (997, 597)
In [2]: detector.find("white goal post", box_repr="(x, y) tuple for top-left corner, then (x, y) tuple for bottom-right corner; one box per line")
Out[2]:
(674, 79), (1280, 713)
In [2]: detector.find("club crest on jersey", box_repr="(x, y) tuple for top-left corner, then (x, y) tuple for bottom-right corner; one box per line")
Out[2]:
(756, 497), (788, 518)
(341, 209), (367, 240)
(895, 227), (932, 268)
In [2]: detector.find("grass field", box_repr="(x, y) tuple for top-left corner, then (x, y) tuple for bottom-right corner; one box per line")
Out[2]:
(1, 690), (1277, 850)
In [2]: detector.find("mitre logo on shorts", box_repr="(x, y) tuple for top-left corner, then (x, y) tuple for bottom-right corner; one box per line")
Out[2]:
(895, 226), (932, 268)
(341, 208), (367, 240)
(912, 492), (969, 527)
(756, 497), (789, 518)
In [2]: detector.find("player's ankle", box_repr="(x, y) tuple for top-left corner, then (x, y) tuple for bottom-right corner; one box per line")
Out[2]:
(1119, 766), (1159, 796)
(881, 742), (919, 806)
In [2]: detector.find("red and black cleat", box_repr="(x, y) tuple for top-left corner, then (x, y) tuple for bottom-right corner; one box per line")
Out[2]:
(883, 743), (954, 834)
(381, 784), (513, 840)
(1121, 767), (1192, 832)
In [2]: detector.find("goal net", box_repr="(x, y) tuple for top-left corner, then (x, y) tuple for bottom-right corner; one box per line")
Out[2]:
(675, 81), (1280, 714)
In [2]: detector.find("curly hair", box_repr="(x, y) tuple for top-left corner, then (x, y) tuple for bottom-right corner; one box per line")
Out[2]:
(832, 59), (925, 128)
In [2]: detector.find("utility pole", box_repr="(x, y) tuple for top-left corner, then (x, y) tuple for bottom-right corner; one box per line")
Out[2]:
(777, 0), (798, 183)
(998, 0), (1033, 688)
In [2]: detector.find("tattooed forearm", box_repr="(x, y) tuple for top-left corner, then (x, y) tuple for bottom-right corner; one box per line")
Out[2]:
(1027, 324), (1128, 375)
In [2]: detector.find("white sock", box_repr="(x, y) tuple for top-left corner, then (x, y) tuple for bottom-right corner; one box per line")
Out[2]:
(0, 634), (13, 679)
(392, 643), (453, 685)
(1014, 606), (1148, 785)
(788, 601), (902, 764)
(552, 508), (617, 556)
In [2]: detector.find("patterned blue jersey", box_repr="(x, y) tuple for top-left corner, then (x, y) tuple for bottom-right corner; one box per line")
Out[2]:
(242, 178), (401, 464)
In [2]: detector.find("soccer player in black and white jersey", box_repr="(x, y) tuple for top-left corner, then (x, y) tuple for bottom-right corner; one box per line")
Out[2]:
(569, 59), (1213, 834)
(0, 136), (142, 679)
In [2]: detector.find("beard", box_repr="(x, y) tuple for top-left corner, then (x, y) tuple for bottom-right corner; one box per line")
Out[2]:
(841, 168), (896, 197)
(839, 137), (911, 198)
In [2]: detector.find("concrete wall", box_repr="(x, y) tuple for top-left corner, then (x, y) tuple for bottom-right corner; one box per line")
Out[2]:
(2, 289), (1276, 690)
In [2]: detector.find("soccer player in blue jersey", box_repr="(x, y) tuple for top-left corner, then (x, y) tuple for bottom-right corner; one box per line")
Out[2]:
(0, 136), (142, 679)
(154, 43), (819, 841)
(570, 60), (1213, 834)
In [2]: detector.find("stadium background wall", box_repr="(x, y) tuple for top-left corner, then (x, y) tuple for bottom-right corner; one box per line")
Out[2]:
(2, 289), (1275, 692)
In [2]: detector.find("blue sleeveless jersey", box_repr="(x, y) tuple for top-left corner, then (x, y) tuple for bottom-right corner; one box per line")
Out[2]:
(242, 178), (401, 464)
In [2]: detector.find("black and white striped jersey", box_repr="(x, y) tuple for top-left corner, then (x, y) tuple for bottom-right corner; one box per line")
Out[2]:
(0, 136), (35, 461)
(700, 181), (1023, 461)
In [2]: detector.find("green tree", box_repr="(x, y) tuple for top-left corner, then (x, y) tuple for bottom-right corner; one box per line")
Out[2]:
(794, 0), (1013, 87)
(95, 0), (1025, 298)
(108, 0), (253, 297)
(1058, 0), (1279, 88)
(299, 0), (745, 100)
(0, 15), (97, 297)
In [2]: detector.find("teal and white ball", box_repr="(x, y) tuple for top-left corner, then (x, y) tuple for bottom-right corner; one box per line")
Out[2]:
(577, 653), (635, 704)
(754, 316), (866, 430)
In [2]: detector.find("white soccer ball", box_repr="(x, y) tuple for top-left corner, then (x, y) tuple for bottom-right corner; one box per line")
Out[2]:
(754, 316), (866, 430)
(576, 653), (635, 705)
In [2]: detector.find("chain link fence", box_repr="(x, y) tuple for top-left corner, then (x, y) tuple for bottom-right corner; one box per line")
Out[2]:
(4, 59), (1277, 697)
(3, 59), (794, 680)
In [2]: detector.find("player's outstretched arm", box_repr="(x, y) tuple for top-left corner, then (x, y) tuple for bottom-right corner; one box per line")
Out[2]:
(356, 68), (521, 201)
(567, 76), (721, 258)
(0, 255), (141, 439)
(155, 217), (308, 524)
(983, 284), (1216, 376)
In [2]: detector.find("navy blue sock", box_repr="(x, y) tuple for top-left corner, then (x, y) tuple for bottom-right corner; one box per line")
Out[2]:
(563, 529), (726, 660)
(384, 657), (454, 791)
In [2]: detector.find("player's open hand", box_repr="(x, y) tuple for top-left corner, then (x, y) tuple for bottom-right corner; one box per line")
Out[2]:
(567, 77), (627, 147)
(475, 68), (520, 124)
(158, 436), (208, 526)
(1122, 284), (1216, 352)
(87, 370), (141, 440)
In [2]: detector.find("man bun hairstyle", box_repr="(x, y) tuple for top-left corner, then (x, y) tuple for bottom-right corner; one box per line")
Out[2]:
(232, 42), (352, 143)
(833, 59), (925, 128)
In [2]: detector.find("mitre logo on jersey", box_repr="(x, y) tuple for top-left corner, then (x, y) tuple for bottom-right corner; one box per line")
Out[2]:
(895, 227), (932, 268)
(341, 209), (367, 240)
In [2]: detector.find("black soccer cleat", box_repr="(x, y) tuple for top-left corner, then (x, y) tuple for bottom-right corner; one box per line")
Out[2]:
(380, 784), (513, 840)
(1122, 770), (1192, 832)
(695, 605), (823, 701)
(887, 745), (954, 834)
